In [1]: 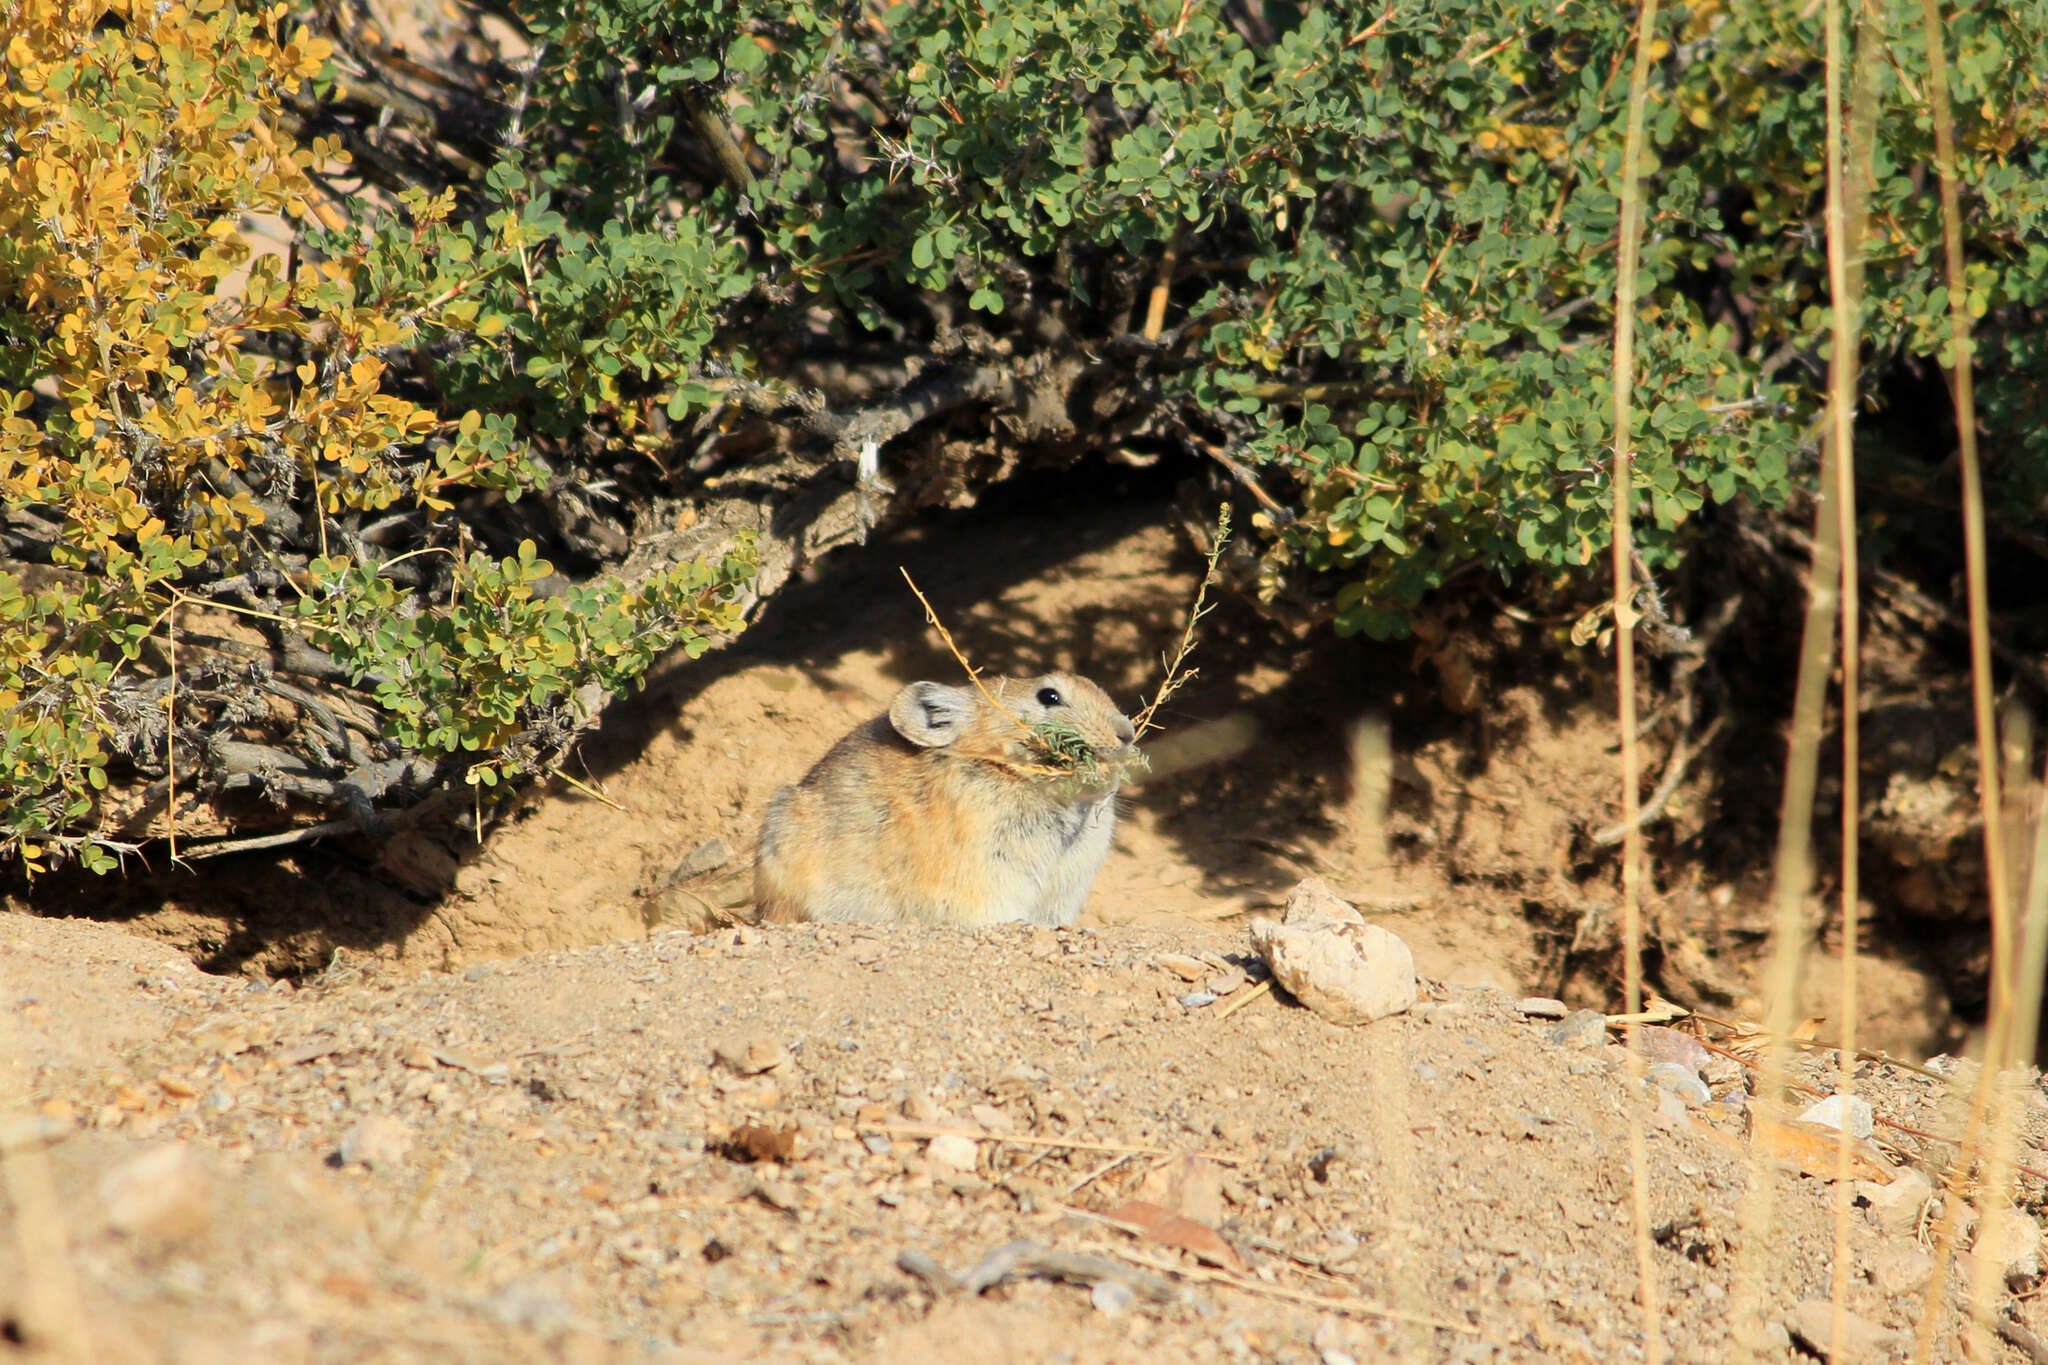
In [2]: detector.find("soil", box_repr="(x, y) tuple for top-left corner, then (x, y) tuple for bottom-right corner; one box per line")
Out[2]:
(11, 471), (1965, 1058)
(8, 906), (2046, 1364)
(6, 470), (2021, 1362)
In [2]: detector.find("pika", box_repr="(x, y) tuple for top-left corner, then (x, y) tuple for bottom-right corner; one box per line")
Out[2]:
(754, 672), (1138, 927)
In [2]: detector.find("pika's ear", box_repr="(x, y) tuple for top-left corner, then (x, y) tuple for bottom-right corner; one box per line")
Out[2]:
(888, 681), (975, 748)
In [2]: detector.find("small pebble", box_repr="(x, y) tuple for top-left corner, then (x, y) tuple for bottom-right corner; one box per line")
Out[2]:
(1180, 991), (1218, 1009)
(1157, 953), (1208, 982)
(1798, 1093), (1874, 1139)
(1787, 1300), (1902, 1358)
(1646, 1062), (1710, 1107)
(1547, 1011), (1607, 1051)
(99, 1144), (210, 1242)
(713, 1034), (791, 1076)
(1700, 1056), (1744, 1088)
(338, 1115), (415, 1169)
(926, 1134), (979, 1172)
(1857, 1169), (1932, 1235)
(1517, 997), (1568, 1020)
(1651, 1088), (1692, 1129)
(1091, 1279), (1136, 1316)
(1866, 1243), (1934, 1295)
(1636, 1026), (1710, 1072)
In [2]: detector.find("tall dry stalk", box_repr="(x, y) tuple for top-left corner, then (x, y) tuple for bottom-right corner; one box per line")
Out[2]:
(1906, 0), (2017, 1353)
(1821, 0), (1880, 1346)
(1727, 9), (1868, 1350)
(1608, 1), (1664, 1357)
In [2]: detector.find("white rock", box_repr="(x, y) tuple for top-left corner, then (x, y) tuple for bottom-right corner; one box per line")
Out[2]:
(1517, 997), (1568, 1020)
(1977, 1207), (2044, 1287)
(926, 1133), (979, 1172)
(1282, 876), (1365, 926)
(337, 1114), (414, 1169)
(1799, 1093), (1875, 1139)
(1787, 1300), (1903, 1359)
(1249, 880), (1416, 1027)
(1856, 1169), (1932, 1236)
(1865, 1243), (1934, 1296)
(1646, 1062), (1710, 1107)
(99, 1144), (210, 1242)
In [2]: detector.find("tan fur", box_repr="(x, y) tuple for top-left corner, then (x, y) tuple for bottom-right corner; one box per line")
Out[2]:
(753, 672), (1136, 927)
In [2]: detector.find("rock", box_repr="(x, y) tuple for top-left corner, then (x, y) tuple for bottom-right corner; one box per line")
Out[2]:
(99, 1144), (210, 1242)
(1547, 1011), (1608, 1051)
(1650, 1088), (1692, 1130)
(1156, 953), (1208, 982)
(1207, 969), (1249, 996)
(1787, 1300), (1903, 1360)
(968, 1103), (1015, 1135)
(1248, 882), (1417, 1028)
(1800, 1094), (1875, 1139)
(927, 1133), (979, 1172)
(1282, 876), (1362, 924)
(337, 1115), (414, 1169)
(1647, 1062), (1710, 1107)
(1091, 1279), (1136, 1316)
(1865, 1243), (1934, 1296)
(712, 1033), (791, 1076)
(1857, 1170), (1932, 1236)
(1636, 1026), (1710, 1072)
(1977, 1207), (2044, 1287)
(1699, 1055), (1745, 1088)
(1180, 991), (1218, 1009)
(668, 837), (733, 881)
(1517, 997), (1567, 1019)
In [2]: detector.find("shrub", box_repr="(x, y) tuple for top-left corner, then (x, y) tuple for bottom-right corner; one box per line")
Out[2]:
(0, 0), (754, 873)
(8, 0), (2045, 871)
(494, 0), (2045, 633)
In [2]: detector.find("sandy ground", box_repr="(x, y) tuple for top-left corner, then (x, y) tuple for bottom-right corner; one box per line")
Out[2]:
(4, 907), (2040, 1363)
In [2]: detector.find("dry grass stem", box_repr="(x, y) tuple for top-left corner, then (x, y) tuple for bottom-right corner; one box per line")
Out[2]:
(1728, 3), (1862, 1337)
(903, 508), (1223, 781)
(1608, 2), (1665, 1358)
(1820, 0), (1880, 1340)
(1907, 0), (2011, 1353)
(898, 567), (1042, 741)
(1960, 718), (2048, 1353)
(1132, 505), (1231, 740)
(1212, 978), (1273, 1022)
(545, 765), (628, 812)
(856, 1122), (1244, 1165)
(1077, 1221), (1482, 1336)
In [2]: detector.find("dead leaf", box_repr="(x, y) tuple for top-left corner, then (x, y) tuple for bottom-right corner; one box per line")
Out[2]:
(1136, 1155), (1225, 1226)
(1720, 1016), (1825, 1063)
(1104, 1199), (1246, 1273)
(1747, 1118), (1895, 1182)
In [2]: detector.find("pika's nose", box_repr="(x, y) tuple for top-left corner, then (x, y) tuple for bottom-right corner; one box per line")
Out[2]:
(1113, 716), (1135, 746)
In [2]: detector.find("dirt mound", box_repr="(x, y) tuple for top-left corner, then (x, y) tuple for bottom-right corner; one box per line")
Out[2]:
(4, 910), (2030, 1362)
(15, 469), (1961, 1062)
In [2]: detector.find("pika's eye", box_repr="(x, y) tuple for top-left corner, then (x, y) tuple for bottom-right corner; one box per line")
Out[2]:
(1036, 686), (1063, 707)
